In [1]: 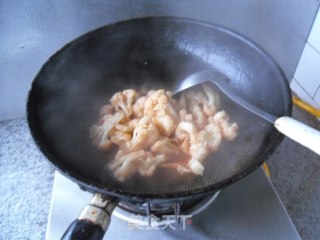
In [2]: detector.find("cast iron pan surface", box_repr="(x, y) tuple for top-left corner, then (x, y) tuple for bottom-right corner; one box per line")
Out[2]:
(27, 17), (292, 202)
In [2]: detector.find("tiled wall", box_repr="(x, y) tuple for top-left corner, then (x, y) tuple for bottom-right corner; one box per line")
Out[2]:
(291, 8), (320, 108)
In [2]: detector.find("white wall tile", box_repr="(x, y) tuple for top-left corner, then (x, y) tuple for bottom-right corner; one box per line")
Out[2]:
(294, 43), (320, 97)
(308, 8), (320, 51)
(290, 78), (320, 108)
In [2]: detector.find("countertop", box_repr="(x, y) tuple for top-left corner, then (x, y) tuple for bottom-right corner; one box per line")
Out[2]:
(0, 106), (319, 239)
(0, 119), (54, 239)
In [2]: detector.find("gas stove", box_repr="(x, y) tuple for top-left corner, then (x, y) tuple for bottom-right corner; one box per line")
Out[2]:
(47, 168), (301, 240)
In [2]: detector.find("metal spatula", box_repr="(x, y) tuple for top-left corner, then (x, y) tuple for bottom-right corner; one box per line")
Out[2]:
(173, 70), (320, 155)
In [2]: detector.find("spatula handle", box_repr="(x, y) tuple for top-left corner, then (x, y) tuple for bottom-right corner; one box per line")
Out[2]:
(274, 116), (320, 155)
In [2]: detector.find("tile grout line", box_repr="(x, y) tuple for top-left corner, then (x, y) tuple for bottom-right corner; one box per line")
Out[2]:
(306, 5), (320, 54)
(295, 42), (320, 100)
(293, 78), (314, 99)
(305, 41), (320, 99)
(307, 42), (320, 56)
(312, 84), (320, 99)
(291, 79), (320, 108)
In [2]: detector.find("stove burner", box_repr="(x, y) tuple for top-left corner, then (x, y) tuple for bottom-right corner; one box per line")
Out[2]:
(118, 197), (202, 217)
(114, 192), (220, 227)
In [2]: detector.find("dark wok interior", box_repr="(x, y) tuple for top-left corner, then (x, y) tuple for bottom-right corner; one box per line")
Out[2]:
(27, 17), (291, 200)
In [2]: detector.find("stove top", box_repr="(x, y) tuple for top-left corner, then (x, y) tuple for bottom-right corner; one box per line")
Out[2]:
(47, 168), (301, 240)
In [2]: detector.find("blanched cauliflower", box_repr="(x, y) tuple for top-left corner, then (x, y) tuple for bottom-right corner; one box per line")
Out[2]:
(91, 84), (238, 182)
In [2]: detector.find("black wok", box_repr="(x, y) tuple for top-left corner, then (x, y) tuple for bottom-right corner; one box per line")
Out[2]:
(27, 17), (291, 239)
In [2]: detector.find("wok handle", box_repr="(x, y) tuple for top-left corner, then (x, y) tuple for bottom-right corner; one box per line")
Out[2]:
(61, 219), (105, 240)
(274, 116), (320, 155)
(61, 193), (118, 240)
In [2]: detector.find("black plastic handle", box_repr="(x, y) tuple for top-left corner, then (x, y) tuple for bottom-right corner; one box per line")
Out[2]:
(61, 219), (105, 240)
(60, 194), (118, 240)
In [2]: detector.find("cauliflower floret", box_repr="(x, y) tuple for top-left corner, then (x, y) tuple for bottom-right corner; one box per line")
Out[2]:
(110, 89), (138, 117)
(108, 150), (166, 182)
(163, 102), (180, 122)
(152, 104), (179, 136)
(144, 90), (168, 115)
(108, 150), (145, 182)
(154, 115), (176, 137)
(175, 121), (198, 155)
(184, 90), (209, 129)
(110, 131), (132, 148)
(186, 121), (222, 175)
(190, 105), (207, 129)
(188, 140), (209, 176)
(90, 112), (125, 150)
(202, 84), (220, 116)
(129, 116), (159, 151)
(90, 125), (112, 150)
(132, 96), (147, 118)
(175, 121), (198, 143)
(114, 119), (139, 133)
(141, 154), (166, 177)
(143, 91), (180, 136)
(213, 111), (238, 140)
(199, 122), (222, 152)
(187, 91), (207, 108)
(144, 90), (180, 120)
(190, 141), (209, 162)
(108, 150), (126, 171)
(188, 159), (205, 176)
(183, 85), (220, 120)
(175, 120), (222, 175)
(150, 137), (180, 156)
